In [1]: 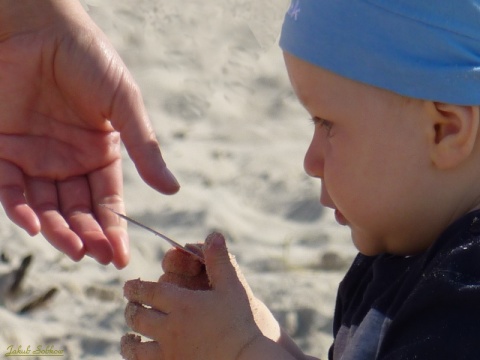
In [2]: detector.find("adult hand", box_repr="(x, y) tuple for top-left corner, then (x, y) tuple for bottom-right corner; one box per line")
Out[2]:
(0, 0), (179, 268)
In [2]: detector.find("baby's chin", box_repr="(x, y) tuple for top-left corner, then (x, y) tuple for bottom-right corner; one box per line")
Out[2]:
(352, 231), (430, 257)
(350, 230), (389, 257)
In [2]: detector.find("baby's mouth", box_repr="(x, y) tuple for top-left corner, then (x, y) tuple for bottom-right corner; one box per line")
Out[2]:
(334, 209), (348, 226)
(319, 183), (347, 225)
(319, 198), (348, 226)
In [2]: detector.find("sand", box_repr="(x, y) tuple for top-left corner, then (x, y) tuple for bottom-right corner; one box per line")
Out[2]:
(0, 1), (356, 358)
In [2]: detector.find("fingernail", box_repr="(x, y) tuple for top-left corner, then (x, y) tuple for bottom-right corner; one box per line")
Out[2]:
(124, 302), (140, 328)
(114, 233), (130, 269)
(124, 278), (141, 298)
(163, 167), (180, 189)
(121, 334), (141, 360)
(205, 232), (224, 250)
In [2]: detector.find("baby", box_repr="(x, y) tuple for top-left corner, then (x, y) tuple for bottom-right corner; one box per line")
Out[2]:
(121, 1), (480, 359)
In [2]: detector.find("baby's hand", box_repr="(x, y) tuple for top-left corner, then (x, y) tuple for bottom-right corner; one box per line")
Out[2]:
(159, 243), (210, 290)
(121, 233), (263, 359)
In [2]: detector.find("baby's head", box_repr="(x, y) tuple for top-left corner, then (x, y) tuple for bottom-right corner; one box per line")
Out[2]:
(280, 0), (480, 256)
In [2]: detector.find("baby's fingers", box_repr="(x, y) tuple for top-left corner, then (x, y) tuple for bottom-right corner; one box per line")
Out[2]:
(121, 334), (162, 360)
(124, 279), (187, 310)
(159, 271), (210, 290)
(161, 246), (204, 276)
(124, 302), (165, 340)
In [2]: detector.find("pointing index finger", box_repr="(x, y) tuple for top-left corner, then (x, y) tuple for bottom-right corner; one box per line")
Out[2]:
(107, 75), (180, 195)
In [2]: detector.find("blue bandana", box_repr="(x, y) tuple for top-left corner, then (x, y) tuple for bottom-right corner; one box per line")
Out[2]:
(280, 0), (480, 105)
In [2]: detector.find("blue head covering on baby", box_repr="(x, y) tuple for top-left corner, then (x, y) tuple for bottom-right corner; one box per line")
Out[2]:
(280, 0), (480, 105)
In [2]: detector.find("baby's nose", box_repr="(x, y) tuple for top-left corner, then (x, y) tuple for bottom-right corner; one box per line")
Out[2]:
(303, 139), (324, 179)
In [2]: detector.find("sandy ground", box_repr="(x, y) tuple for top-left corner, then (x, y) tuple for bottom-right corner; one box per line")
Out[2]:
(0, 1), (357, 358)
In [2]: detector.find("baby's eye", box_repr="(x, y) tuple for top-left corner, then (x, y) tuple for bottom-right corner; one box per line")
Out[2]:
(310, 116), (333, 136)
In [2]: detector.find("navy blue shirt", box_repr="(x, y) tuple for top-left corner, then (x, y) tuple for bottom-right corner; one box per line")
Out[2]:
(330, 210), (480, 360)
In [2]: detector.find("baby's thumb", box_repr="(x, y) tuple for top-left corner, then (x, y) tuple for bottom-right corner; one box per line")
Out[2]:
(203, 232), (241, 291)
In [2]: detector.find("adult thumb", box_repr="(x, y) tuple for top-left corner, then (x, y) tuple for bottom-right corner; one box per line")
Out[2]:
(203, 232), (241, 291)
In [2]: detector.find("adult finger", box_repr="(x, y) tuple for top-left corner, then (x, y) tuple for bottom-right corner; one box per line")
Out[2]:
(57, 176), (113, 265)
(124, 302), (166, 340)
(88, 159), (129, 268)
(25, 176), (85, 261)
(120, 334), (162, 360)
(0, 160), (40, 236)
(108, 73), (180, 195)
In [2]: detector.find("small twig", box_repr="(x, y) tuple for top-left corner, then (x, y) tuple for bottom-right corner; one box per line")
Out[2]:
(99, 204), (205, 263)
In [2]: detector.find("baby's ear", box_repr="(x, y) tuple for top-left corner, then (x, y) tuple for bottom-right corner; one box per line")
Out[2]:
(428, 102), (479, 170)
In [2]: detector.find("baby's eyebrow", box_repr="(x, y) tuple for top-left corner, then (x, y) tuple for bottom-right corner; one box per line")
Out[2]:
(297, 93), (313, 110)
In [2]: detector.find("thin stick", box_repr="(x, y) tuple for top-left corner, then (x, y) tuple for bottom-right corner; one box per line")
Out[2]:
(100, 204), (205, 263)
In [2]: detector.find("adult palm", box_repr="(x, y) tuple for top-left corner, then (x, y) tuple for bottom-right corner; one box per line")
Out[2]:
(0, 0), (179, 268)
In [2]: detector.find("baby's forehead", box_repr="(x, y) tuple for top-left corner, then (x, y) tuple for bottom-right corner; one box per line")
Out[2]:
(285, 53), (413, 119)
(280, 0), (480, 106)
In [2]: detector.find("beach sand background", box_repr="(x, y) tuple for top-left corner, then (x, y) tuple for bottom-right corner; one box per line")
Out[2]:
(0, 1), (356, 358)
